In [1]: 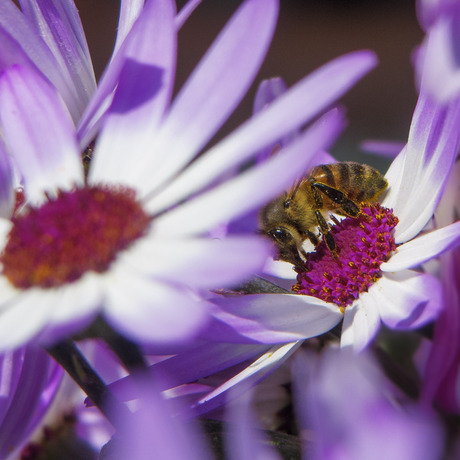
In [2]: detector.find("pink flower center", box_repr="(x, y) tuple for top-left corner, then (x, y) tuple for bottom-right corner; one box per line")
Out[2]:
(1, 186), (150, 289)
(294, 204), (398, 308)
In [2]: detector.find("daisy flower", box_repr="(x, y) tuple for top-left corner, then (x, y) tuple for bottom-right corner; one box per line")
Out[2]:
(204, 84), (460, 355)
(0, 0), (377, 350)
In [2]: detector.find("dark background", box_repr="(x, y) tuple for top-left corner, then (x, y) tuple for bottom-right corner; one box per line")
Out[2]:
(74, 0), (423, 171)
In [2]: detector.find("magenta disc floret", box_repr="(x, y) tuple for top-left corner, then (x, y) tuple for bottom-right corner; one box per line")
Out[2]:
(294, 204), (398, 308)
(1, 185), (150, 289)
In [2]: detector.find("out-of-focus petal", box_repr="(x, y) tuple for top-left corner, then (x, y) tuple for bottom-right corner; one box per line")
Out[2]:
(80, 0), (176, 158)
(360, 139), (404, 158)
(226, 389), (282, 460)
(147, 50), (377, 213)
(151, 109), (344, 233)
(206, 294), (342, 344)
(0, 288), (59, 351)
(340, 294), (381, 352)
(0, 65), (83, 203)
(113, 377), (212, 460)
(175, 0), (201, 29)
(0, 141), (14, 219)
(18, 0), (96, 116)
(0, 1), (87, 122)
(137, 0), (279, 194)
(103, 270), (208, 345)
(108, 342), (268, 402)
(194, 342), (301, 415)
(381, 221), (460, 271)
(118, 235), (271, 288)
(113, 0), (144, 54)
(419, 9), (460, 103)
(376, 271), (443, 329)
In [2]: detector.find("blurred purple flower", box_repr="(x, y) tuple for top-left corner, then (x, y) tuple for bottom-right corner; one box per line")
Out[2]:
(416, 0), (460, 103)
(0, 0), (376, 350)
(0, 345), (62, 459)
(293, 348), (443, 460)
(421, 159), (460, 413)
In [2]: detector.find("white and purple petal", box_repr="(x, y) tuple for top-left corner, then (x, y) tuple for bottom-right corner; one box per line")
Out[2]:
(205, 293), (342, 344)
(0, 65), (83, 203)
(146, 50), (377, 213)
(117, 234), (271, 289)
(18, 0), (96, 116)
(151, 108), (345, 233)
(136, 0), (279, 195)
(381, 220), (460, 271)
(103, 269), (209, 345)
(376, 270), (443, 330)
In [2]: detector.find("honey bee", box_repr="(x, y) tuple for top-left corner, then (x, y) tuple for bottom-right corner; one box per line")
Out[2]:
(259, 161), (388, 266)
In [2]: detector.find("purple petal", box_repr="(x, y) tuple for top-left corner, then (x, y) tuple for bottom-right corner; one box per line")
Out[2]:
(0, 65), (83, 203)
(0, 345), (62, 458)
(146, 50), (377, 213)
(0, 1), (89, 122)
(383, 92), (460, 243)
(377, 271), (443, 330)
(84, 0), (176, 178)
(204, 293), (342, 344)
(113, 0), (144, 54)
(119, 235), (272, 288)
(114, 377), (212, 460)
(0, 141), (14, 219)
(293, 348), (444, 460)
(418, 9), (460, 103)
(109, 342), (268, 402)
(18, 0), (96, 116)
(138, 0), (279, 193)
(152, 108), (344, 234)
(175, 0), (201, 29)
(381, 221), (460, 272)
(340, 294), (381, 352)
(193, 342), (300, 416)
(226, 389), (282, 460)
(360, 139), (404, 158)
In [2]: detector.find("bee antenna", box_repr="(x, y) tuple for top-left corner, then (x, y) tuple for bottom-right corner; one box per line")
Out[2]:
(285, 178), (302, 208)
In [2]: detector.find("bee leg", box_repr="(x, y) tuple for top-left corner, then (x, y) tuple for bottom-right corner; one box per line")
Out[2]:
(305, 230), (319, 247)
(314, 210), (336, 252)
(312, 182), (360, 216)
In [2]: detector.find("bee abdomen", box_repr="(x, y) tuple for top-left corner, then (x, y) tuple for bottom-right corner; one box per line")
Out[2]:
(310, 162), (387, 203)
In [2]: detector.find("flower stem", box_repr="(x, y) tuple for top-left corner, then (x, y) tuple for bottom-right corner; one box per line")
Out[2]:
(47, 340), (131, 427)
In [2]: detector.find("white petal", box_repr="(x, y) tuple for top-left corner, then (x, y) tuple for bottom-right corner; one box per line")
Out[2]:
(374, 271), (442, 330)
(208, 293), (342, 343)
(152, 109), (344, 234)
(103, 269), (208, 344)
(118, 235), (271, 288)
(146, 51), (377, 213)
(340, 294), (381, 353)
(0, 288), (56, 350)
(381, 221), (460, 272)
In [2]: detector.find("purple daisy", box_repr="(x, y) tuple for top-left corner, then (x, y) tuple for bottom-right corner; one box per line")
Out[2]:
(205, 86), (460, 355)
(0, 0), (376, 350)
